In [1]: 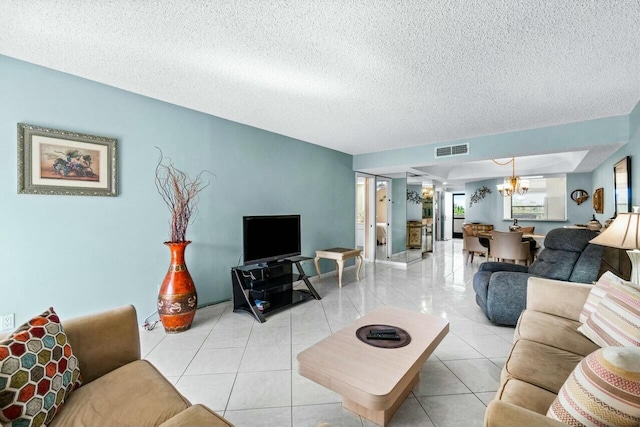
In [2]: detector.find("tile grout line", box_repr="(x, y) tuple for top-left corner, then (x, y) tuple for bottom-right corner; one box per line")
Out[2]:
(222, 314), (255, 415)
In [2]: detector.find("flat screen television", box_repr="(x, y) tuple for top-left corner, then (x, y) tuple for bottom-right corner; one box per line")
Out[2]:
(243, 215), (301, 265)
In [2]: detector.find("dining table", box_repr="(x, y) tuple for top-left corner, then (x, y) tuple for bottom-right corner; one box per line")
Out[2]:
(477, 231), (546, 241)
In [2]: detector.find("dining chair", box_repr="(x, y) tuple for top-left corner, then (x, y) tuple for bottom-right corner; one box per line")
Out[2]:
(516, 226), (539, 262)
(462, 226), (488, 263)
(489, 230), (531, 265)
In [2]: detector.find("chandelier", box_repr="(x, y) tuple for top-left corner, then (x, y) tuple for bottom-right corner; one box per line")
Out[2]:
(493, 158), (529, 197)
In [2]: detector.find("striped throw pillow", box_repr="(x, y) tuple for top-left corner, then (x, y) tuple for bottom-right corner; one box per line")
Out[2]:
(578, 281), (640, 347)
(579, 271), (623, 324)
(547, 346), (640, 426)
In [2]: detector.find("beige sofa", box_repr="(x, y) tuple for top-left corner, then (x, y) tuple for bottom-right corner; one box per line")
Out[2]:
(1, 305), (232, 426)
(485, 276), (600, 426)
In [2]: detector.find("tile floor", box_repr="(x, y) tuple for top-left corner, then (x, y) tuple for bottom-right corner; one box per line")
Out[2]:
(141, 239), (514, 427)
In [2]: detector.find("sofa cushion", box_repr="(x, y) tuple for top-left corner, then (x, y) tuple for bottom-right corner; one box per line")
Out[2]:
(527, 228), (598, 282)
(547, 346), (640, 426)
(0, 308), (82, 427)
(515, 310), (599, 357)
(61, 305), (141, 385)
(472, 271), (492, 308)
(567, 244), (604, 283)
(542, 228), (598, 253)
(504, 339), (583, 394)
(528, 249), (580, 281)
(497, 377), (557, 415)
(159, 404), (232, 426)
(578, 281), (640, 347)
(49, 360), (190, 427)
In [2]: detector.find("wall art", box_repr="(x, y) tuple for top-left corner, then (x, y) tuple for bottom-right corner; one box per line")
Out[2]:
(593, 187), (604, 214)
(18, 123), (117, 196)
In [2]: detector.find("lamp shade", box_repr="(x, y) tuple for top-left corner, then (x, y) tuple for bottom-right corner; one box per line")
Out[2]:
(589, 212), (640, 250)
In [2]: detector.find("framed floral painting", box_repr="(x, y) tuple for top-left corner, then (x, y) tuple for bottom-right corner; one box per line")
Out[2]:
(18, 123), (117, 196)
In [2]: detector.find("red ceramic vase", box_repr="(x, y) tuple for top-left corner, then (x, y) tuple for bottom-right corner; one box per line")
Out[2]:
(158, 241), (197, 333)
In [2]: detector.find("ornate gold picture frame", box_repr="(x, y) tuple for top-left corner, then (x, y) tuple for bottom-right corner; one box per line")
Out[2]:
(593, 187), (604, 213)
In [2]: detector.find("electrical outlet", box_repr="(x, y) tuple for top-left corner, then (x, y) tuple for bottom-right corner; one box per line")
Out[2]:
(1, 313), (14, 331)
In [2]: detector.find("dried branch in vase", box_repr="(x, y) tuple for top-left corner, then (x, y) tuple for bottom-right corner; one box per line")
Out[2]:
(154, 148), (211, 243)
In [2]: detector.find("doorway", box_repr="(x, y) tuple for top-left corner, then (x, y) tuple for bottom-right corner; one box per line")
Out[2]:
(452, 193), (466, 239)
(358, 173), (435, 267)
(355, 173), (376, 262)
(375, 177), (392, 260)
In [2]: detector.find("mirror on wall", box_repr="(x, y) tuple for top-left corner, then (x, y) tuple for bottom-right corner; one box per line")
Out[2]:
(614, 156), (632, 214)
(390, 176), (407, 262)
(422, 184), (434, 254)
(373, 175), (411, 264)
(375, 176), (392, 261)
(406, 174), (423, 263)
(369, 173), (434, 265)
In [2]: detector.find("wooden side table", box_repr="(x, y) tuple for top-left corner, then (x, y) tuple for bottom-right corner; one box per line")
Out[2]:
(314, 248), (363, 288)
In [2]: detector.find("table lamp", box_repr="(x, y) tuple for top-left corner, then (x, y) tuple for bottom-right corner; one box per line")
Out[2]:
(589, 207), (640, 285)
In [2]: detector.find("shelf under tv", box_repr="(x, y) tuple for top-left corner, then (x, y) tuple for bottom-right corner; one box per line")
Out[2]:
(231, 256), (321, 323)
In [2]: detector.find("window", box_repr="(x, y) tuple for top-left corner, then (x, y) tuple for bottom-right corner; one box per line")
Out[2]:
(503, 176), (566, 221)
(453, 194), (465, 217)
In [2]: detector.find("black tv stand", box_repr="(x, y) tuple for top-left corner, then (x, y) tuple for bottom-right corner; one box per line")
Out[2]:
(231, 256), (321, 323)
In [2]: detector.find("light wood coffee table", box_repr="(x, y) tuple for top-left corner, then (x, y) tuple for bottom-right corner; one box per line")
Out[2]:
(314, 247), (363, 287)
(297, 306), (449, 426)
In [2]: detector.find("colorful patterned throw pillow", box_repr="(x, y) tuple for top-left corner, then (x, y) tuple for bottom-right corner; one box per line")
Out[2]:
(0, 308), (82, 427)
(579, 271), (625, 324)
(578, 281), (640, 347)
(547, 346), (640, 426)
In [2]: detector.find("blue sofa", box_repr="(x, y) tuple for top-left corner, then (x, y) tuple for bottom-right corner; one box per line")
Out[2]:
(472, 228), (604, 325)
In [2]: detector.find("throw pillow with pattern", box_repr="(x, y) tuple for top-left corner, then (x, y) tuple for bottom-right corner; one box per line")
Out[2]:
(0, 308), (82, 427)
(579, 271), (626, 324)
(547, 346), (640, 426)
(578, 281), (640, 347)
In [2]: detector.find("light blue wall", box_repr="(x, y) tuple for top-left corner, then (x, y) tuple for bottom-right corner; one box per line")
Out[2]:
(406, 184), (422, 220)
(631, 101), (640, 206)
(465, 179), (498, 225)
(465, 173), (595, 235)
(565, 173), (595, 226)
(591, 101), (639, 221)
(0, 55), (355, 326)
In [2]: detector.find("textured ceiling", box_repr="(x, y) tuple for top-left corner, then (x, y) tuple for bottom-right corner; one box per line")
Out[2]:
(0, 1), (639, 157)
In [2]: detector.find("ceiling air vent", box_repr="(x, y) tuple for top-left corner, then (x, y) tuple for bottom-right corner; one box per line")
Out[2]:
(435, 143), (469, 158)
